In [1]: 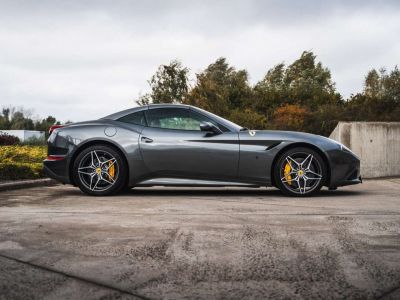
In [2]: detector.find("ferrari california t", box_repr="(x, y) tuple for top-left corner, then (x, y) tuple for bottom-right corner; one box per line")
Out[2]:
(43, 104), (361, 196)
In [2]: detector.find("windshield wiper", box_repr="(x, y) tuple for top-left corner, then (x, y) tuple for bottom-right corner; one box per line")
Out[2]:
(240, 127), (249, 131)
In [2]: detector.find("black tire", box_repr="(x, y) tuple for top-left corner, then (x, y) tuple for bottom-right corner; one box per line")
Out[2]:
(72, 145), (127, 196)
(274, 147), (327, 197)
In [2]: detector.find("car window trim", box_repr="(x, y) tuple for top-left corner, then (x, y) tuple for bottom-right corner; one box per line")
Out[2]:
(189, 107), (240, 132)
(143, 107), (216, 132)
(188, 109), (230, 133)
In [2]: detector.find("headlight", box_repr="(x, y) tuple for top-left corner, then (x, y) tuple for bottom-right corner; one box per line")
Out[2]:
(333, 140), (360, 159)
(328, 138), (354, 154)
(339, 143), (352, 153)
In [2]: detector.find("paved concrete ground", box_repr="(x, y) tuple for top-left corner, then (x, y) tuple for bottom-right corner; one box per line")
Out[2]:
(0, 179), (400, 300)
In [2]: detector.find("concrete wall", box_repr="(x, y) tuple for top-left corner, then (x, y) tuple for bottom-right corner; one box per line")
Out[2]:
(0, 130), (45, 142)
(330, 122), (400, 178)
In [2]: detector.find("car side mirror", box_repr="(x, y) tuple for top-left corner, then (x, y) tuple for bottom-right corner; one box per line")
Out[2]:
(200, 122), (222, 135)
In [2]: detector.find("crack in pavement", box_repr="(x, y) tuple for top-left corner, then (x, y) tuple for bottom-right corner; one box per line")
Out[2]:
(0, 252), (151, 300)
(376, 284), (400, 299)
(0, 211), (400, 216)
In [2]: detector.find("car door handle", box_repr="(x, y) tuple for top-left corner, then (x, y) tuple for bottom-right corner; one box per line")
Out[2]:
(141, 136), (153, 143)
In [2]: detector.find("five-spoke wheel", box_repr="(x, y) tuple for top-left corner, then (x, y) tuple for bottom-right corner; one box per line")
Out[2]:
(73, 145), (127, 196)
(274, 147), (326, 196)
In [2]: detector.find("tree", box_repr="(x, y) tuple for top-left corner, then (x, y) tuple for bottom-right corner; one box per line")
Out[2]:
(384, 66), (400, 103)
(253, 63), (287, 117)
(184, 57), (253, 120)
(253, 51), (342, 133)
(136, 60), (189, 105)
(272, 104), (310, 131)
(255, 51), (341, 113)
(364, 69), (381, 98)
(344, 66), (400, 122)
(0, 106), (61, 135)
(285, 51), (341, 108)
(364, 67), (400, 103)
(34, 116), (58, 133)
(229, 108), (268, 129)
(134, 53), (400, 136)
(10, 111), (34, 130)
(0, 108), (11, 129)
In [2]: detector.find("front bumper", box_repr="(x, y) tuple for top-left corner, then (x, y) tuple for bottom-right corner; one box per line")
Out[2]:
(327, 149), (362, 188)
(335, 175), (362, 187)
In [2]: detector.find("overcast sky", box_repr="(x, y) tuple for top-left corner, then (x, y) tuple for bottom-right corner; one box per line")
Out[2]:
(0, 0), (399, 122)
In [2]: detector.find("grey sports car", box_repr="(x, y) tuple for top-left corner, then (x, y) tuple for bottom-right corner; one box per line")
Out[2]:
(44, 104), (361, 196)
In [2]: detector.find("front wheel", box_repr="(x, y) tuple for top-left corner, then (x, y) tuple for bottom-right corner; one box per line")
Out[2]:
(274, 147), (327, 197)
(73, 145), (127, 196)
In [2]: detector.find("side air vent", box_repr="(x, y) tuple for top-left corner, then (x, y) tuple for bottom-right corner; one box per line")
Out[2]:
(266, 142), (282, 150)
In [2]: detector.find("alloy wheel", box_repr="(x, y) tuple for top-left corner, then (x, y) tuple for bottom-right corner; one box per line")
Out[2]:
(279, 152), (323, 195)
(77, 150), (119, 192)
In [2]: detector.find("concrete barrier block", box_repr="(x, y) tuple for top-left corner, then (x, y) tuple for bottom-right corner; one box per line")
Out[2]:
(329, 122), (400, 178)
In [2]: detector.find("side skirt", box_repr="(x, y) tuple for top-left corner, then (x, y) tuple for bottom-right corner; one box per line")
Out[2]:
(135, 177), (262, 188)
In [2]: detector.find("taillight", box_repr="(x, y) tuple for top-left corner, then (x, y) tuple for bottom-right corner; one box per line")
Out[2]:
(49, 125), (64, 135)
(46, 155), (65, 161)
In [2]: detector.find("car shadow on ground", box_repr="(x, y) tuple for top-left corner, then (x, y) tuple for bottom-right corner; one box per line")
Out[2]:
(116, 187), (365, 198)
(38, 185), (365, 200)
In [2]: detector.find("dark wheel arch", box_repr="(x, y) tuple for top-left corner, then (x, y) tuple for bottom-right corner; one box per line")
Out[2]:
(69, 140), (129, 186)
(270, 142), (331, 187)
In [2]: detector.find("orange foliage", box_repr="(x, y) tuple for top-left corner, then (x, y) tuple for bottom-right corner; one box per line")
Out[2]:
(272, 104), (310, 131)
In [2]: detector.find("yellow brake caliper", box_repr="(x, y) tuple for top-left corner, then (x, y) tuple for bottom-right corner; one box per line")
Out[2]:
(284, 163), (292, 185)
(108, 161), (115, 179)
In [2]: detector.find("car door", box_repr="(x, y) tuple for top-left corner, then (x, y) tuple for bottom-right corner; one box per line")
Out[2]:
(139, 107), (239, 180)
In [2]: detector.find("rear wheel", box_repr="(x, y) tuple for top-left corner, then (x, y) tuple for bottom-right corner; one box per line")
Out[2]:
(73, 145), (127, 196)
(274, 147), (327, 197)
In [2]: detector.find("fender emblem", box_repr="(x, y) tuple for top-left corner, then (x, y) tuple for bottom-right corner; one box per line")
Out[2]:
(249, 130), (256, 137)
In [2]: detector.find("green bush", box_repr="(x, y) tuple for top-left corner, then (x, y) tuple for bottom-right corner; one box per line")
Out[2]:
(0, 162), (45, 180)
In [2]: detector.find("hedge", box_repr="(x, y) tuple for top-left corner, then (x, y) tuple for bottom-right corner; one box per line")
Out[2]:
(0, 132), (20, 145)
(0, 162), (45, 180)
(0, 145), (47, 180)
(0, 146), (46, 163)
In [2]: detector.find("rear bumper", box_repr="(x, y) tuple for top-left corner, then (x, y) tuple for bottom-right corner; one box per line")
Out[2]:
(43, 159), (70, 184)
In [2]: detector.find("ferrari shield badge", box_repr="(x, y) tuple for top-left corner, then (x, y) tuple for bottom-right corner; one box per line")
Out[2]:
(249, 130), (256, 137)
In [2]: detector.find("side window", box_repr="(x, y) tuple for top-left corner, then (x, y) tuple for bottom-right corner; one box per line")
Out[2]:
(118, 111), (147, 126)
(145, 108), (199, 130)
(189, 110), (229, 132)
(144, 108), (228, 131)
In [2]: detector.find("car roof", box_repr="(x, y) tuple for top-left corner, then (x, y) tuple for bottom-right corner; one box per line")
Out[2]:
(101, 103), (190, 120)
(148, 103), (190, 109)
(101, 103), (242, 132)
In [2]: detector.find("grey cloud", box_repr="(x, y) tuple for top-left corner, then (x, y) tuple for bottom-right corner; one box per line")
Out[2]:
(0, 0), (399, 121)
(3, 1), (400, 31)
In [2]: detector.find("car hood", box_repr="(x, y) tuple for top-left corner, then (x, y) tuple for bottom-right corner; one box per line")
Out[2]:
(240, 129), (341, 151)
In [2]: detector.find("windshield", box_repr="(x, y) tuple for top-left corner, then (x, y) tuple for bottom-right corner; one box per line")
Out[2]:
(191, 107), (245, 132)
